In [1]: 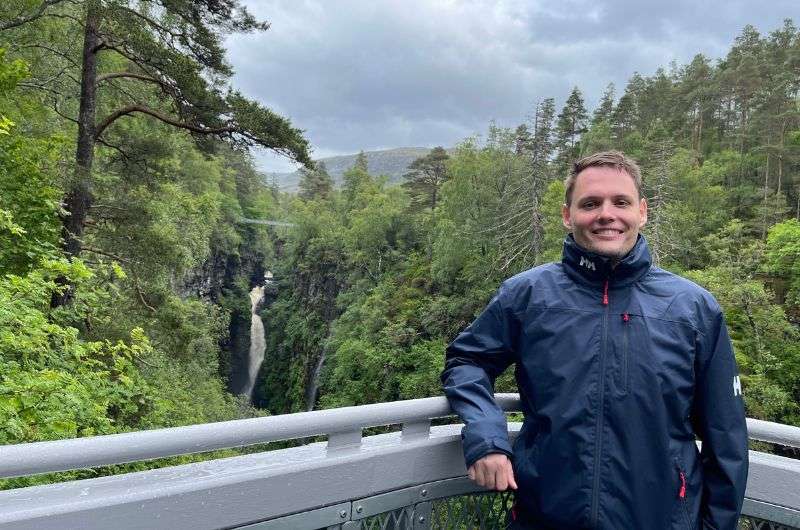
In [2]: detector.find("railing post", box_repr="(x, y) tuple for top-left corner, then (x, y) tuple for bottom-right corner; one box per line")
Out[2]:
(413, 501), (432, 530)
(401, 420), (431, 441)
(327, 429), (362, 455)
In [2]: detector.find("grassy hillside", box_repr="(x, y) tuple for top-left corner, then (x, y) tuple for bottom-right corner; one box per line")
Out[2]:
(268, 147), (441, 191)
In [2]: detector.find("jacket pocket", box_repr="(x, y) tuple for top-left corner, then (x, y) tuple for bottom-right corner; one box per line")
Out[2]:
(674, 459), (693, 530)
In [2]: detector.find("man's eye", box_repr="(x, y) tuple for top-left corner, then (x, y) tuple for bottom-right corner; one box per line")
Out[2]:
(581, 202), (596, 209)
(615, 200), (630, 206)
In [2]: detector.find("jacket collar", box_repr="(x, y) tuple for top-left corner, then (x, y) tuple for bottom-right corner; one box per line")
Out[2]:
(561, 234), (652, 287)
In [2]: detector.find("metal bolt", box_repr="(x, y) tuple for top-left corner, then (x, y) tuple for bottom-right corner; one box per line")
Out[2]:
(356, 505), (363, 514)
(339, 510), (347, 519)
(418, 515), (426, 523)
(420, 489), (428, 497)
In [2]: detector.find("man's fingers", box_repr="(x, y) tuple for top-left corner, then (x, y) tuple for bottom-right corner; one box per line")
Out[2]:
(482, 466), (495, 490)
(468, 455), (515, 490)
(495, 465), (508, 491)
(507, 465), (518, 490)
(471, 463), (484, 487)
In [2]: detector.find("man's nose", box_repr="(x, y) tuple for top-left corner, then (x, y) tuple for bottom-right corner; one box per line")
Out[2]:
(598, 201), (616, 221)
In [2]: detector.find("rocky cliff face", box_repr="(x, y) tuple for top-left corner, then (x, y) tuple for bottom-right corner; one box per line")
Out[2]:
(178, 231), (272, 396)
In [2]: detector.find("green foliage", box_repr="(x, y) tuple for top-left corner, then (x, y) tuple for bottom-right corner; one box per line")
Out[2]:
(766, 219), (800, 312)
(3, 11), (800, 498)
(0, 263), (153, 444)
(686, 264), (800, 424)
(0, 52), (62, 274)
(298, 161), (334, 201)
(403, 146), (450, 211)
(267, 20), (800, 432)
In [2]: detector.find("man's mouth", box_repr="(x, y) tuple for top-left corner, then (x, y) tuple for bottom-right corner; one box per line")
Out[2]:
(592, 228), (624, 236)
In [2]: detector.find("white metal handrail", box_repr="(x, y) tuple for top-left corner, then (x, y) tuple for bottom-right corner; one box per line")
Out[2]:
(0, 394), (520, 478)
(0, 393), (797, 479)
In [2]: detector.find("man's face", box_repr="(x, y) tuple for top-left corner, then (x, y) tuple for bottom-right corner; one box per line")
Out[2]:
(562, 166), (647, 259)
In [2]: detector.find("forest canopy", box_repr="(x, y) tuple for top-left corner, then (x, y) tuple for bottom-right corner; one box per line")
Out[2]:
(0, 2), (799, 488)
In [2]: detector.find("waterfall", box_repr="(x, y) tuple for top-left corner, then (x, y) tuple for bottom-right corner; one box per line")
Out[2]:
(305, 344), (326, 411)
(241, 284), (266, 401)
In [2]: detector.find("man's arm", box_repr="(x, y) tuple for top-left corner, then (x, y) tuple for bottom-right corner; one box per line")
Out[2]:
(440, 282), (518, 488)
(692, 303), (749, 530)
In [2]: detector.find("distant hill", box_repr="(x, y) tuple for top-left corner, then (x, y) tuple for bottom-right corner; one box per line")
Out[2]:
(264, 147), (445, 192)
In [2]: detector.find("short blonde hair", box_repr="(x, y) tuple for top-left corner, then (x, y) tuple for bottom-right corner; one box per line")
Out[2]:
(564, 151), (642, 206)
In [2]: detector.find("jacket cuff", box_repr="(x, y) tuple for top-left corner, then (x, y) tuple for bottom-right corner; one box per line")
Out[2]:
(463, 437), (514, 469)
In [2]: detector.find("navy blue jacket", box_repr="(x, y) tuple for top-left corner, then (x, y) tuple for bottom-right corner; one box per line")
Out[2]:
(442, 236), (748, 529)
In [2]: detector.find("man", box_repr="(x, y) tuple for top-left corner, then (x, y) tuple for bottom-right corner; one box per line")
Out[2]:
(441, 151), (748, 529)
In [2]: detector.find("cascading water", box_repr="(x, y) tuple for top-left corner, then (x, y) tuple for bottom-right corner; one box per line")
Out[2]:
(305, 344), (326, 411)
(241, 284), (266, 400)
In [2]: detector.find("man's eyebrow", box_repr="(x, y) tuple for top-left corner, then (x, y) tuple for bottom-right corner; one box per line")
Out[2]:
(578, 193), (635, 202)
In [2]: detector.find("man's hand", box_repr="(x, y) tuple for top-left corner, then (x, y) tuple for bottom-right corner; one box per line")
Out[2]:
(467, 453), (518, 491)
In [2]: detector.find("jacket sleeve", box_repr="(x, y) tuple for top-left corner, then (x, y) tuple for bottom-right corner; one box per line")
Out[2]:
(692, 301), (749, 530)
(440, 282), (518, 468)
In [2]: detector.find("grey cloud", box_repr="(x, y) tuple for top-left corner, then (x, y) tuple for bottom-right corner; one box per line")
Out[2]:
(228, 1), (797, 171)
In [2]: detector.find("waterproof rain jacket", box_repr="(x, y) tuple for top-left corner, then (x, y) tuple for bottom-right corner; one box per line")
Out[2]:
(441, 235), (748, 530)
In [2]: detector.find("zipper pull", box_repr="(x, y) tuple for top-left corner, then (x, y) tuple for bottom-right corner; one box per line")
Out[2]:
(602, 279), (609, 306)
(622, 312), (629, 322)
(679, 471), (686, 498)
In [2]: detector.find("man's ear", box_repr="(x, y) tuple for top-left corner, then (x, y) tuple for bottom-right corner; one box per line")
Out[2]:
(562, 203), (572, 230)
(639, 198), (648, 227)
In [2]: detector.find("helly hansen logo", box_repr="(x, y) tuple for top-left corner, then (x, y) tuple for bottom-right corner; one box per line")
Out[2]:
(733, 375), (742, 397)
(579, 256), (596, 271)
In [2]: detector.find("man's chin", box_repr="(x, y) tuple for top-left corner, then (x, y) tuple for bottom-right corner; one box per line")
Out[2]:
(584, 241), (630, 259)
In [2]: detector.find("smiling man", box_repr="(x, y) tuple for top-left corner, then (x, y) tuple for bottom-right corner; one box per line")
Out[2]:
(441, 151), (748, 529)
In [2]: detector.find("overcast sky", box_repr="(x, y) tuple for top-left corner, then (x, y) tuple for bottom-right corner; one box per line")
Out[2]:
(226, 1), (798, 173)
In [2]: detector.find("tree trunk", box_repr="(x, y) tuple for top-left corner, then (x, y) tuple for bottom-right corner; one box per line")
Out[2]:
(762, 152), (770, 240)
(777, 118), (787, 213)
(52, 2), (100, 307)
(696, 109), (703, 152)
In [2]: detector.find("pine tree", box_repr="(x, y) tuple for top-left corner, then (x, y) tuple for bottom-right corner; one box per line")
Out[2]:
(514, 124), (533, 156)
(677, 54), (715, 152)
(403, 146), (449, 212)
(299, 161), (334, 201)
(531, 98), (557, 167)
(342, 151), (372, 205)
(354, 150), (369, 172)
(3, 0), (311, 305)
(592, 83), (615, 125)
(555, 87), (588, 169)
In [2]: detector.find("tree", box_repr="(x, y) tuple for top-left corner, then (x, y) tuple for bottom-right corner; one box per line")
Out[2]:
(403, 146), (449, 212)
(298, 161), (333, 201)
(342, 151), (372, 206)
(676, 54), (715, 152)
(497, 98), (559, 266)
(592, 83), (615, 125)
(636, 68), (674, 136)
(611, 92), (636, 142)
(514, 124), (533, 156)
(0, 0), (70, 31)
(555, 86), (588, 169)
(354, 150), (368, 171)
(529, 98), (557, 168)
(641, 136), (676, 266)
(3, 0), (311, 305)
(766, 219), (800, 316)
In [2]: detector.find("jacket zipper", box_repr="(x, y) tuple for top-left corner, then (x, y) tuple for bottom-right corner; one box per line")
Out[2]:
(621, 312), (629, 394)
(676, 461), (692, 529)
(591, 278), (610, 527)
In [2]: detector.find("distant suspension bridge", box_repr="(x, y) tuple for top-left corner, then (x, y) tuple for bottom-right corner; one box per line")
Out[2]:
(237, 218), (296, 228)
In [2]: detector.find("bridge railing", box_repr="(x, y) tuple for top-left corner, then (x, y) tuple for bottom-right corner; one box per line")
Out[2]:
(0, 394), (798, 529)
